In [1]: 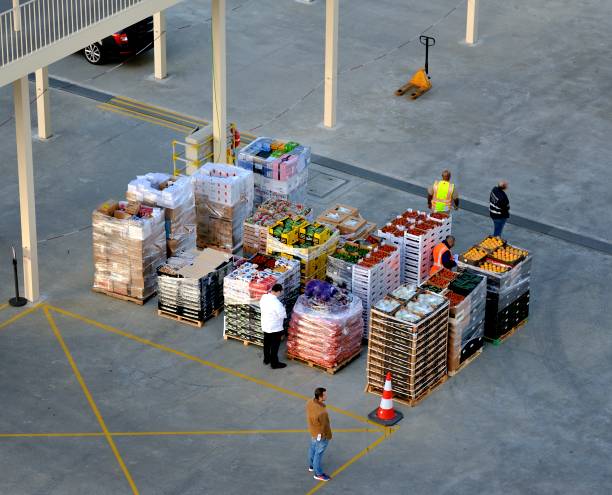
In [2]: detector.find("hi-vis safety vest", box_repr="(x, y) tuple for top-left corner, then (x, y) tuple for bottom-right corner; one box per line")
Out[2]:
(430, 242), (449, 276)
(432, 180), (454, 212)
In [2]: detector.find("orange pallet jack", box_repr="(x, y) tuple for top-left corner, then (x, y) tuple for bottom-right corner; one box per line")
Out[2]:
(395, 35), (435, 99)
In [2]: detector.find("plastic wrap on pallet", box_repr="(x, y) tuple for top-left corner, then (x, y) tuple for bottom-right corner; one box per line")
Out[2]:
(92, 202), (166, 301)
(126, 173), (197, 257)
(287, 283), (363, 369)
(266, 230), (339, 261)
(192, 163), (254, 251)
(326, 256), (354, 289)
(237, 137), (310, 207)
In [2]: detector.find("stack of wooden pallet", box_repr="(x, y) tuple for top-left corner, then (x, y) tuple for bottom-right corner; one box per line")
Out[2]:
(366, 286), (449, 406)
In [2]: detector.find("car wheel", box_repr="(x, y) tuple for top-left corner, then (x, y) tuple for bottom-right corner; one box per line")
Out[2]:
(83, 43), (105, 65)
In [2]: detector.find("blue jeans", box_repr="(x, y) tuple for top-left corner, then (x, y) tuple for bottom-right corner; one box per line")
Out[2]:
(492, 218), (507, 237)
(309, 438), (329, 476)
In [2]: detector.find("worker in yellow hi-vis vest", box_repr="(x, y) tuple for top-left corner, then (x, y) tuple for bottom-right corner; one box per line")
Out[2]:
(427, 170), (459, 213)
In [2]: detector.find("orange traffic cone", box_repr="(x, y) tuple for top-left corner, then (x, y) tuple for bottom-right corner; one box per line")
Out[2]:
(368, 372), (403, 426)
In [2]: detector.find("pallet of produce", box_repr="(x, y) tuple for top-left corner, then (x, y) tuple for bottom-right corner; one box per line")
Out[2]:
(287, 280), (363, 372)
(366, 286), (449, 406)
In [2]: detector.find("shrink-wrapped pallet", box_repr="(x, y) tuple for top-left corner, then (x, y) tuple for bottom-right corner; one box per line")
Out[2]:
(92, 200), (166, 301)
(192, 163), (254, 252)
(287, 281), (363, 370)
(126, 173), (196, 257)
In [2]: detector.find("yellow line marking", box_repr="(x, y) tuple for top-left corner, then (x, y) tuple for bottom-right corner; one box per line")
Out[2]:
(0, 303), (41, 330)
(0, 303), (8, 312)
(0, 428), (378, 439)
(43, 308), (140, 495)
(47, 305), (385, 432)
(97, 103), (191, 133)
(109, 99), (205, 128)
(306, 428), (397, 495)
(113, 95), (208, 126)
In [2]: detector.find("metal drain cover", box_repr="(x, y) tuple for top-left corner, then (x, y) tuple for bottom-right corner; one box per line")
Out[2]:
(307, 173), (348, 198)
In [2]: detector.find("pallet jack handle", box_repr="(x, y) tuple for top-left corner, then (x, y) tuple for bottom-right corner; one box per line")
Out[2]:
(419, 35), (436, 76)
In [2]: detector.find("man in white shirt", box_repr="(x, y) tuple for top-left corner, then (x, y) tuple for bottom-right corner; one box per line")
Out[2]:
(259, 283), (287, 369)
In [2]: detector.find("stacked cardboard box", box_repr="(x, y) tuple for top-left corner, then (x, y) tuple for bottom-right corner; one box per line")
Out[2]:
(126, 173), (196, 257)
(157, 248), (234, 324)
(266, 220), (339, 288)
(317, 204), (377, 241)
(236, 137), (310, 207)
(422, 268), (486, 374)
(327, 237), (401, 335)
(92, 200), (166, 302)
(458, 238), (531, 342)
(192, 163), (254, 252)
(287, 281), (363, 371)
(243, 199), (313, 256)
(367, 286), (449, 405)
(223, 254), (300, 345)
(378, 210), (452, 284)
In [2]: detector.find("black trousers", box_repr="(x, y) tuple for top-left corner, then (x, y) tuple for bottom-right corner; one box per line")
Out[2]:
(263, 331), (283, 365)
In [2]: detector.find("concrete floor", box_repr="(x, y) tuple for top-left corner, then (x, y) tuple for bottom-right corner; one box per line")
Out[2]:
(1, 0), (612, 493)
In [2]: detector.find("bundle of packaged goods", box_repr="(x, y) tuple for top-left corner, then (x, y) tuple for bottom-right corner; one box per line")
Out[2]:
(286, 280), (363, 372)
(126, 173), (196, 257)
(236, 137), (310, 207)
(243, 199), (313, 256)
(223, 254), (300, 346)
(266, 218), (339, 288)
(327, 236), (401, 335)
(422, 268), (486, 375)
(367, 285), (449, 405)
(92, 200), (166, 303)
(191, 163), (254, 252)
(459, 237), (531, 342)
(378, 209), (452, 284)
(157, 248), (234, 326)
(316, 204), (377, 241)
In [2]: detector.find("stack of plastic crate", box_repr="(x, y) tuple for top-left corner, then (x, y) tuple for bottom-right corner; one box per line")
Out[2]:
(236, 137), (310, 207)
(378, 210), (452, 285)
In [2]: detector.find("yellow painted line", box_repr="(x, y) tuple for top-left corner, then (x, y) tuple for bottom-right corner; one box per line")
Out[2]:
(0, 303), (8, 312)
(43, 308), (140, 495)
(0, 432), (104, 438)
(47, 305), (385, 432)
(97, 103), (191, 134)
(110, 98), (206, 128)
(306, 428), (397, 495)
(110, 428), (378, 437)
(0, 303), (41, 330)
(113, 95), (208, 127)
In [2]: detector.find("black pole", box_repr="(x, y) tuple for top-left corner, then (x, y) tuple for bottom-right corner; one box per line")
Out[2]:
(419, 36), (436, 76)
(9, 246), (27, 307)
(424, 43), (429, 75)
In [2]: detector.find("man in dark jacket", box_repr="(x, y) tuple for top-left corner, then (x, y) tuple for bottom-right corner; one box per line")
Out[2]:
(489, 181), (510, 236)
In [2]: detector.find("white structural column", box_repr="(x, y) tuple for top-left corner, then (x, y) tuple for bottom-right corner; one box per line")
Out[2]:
(153, 11), (167, 79)
(466, 0), (479, 44)
(211, 0), (227, 162)
(13, 77), (40, 303)
(35, 67), (52, 139)
(323, 0), (339, 128)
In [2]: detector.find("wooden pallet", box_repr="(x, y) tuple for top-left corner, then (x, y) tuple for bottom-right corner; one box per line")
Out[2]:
(448, 348), (482, 377)
(485, 318), (528, 346)
(223, 333), (263, 347)
(287, 351), (361, 375)
(366, 374), (447, 407)
(157, 309), (204, 328)
(92, 288), (155, 306)
(196, 241), (243, 254)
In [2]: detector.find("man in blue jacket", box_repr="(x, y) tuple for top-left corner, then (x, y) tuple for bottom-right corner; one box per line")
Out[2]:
(489, 181), (510, 236)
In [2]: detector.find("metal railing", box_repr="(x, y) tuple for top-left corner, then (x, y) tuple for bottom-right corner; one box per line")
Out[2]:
(0, 0), (146, 68)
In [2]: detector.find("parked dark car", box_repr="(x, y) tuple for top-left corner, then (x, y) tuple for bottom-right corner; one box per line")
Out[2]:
(82, 17), (154, 65)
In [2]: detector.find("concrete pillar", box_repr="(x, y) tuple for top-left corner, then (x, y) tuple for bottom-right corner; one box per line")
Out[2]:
(35, 67), (52, 139)
(13, 77), (40, 303)
(12, 0), (21, 31)
(153, 11), (167, 80)
(466, 0), (479, 45)
(324, 0), (339, 128)
(211, 0), (227, 162)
